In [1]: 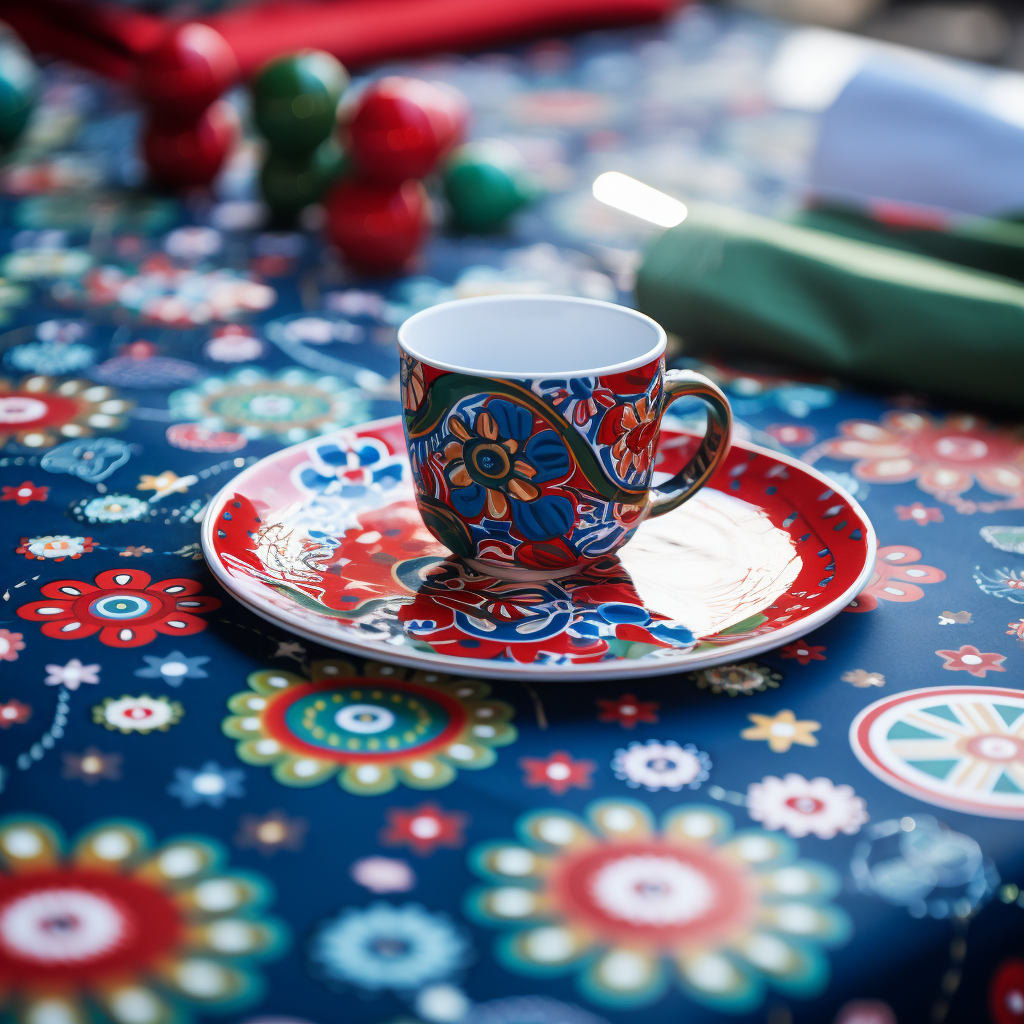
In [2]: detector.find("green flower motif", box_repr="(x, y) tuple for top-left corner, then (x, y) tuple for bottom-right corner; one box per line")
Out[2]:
(689, 662), (783, 696)
(223, 659), (516, 796)
(169, 368), (368, 443)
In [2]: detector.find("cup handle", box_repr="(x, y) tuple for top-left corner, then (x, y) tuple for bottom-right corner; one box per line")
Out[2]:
(648, 368), (732, 518)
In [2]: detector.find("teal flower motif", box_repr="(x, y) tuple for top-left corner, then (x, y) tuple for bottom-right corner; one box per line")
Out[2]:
(309, 902), (470, 992)
(75, 494), (149, 524)
(168, 367), (367, 443)
(465, 800), (850, 1013)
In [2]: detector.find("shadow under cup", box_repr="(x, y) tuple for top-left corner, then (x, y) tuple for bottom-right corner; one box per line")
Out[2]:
(398, 294), (731, 580)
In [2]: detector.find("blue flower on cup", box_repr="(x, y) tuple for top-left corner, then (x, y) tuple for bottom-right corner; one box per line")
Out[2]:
(539, 376), (617, 427)
(441, 400), (574, 542)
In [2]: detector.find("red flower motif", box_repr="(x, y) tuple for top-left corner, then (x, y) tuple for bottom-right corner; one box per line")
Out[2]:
(779, 640), (826, 665)
(1, 480), (48, 505)
(990, 957), (1024, 1024)
(16, 569), (221, 648)
(0, 699), (31, 727)
(519, 750), (596, 794)
(846, 544), (946, 613)
(0, 629), (25, 662)
(766, 424), (816, 447)
(597, 692), (660, 728)
(596, 380), (661, 479)
(935, 645), (1006, 678)
(1008, 619), (1024, 643)
(380, 802), (468, 856)
(16, 536), (95, 561)
(821, 411), (1024, 497)
(895, 502), (943, 525)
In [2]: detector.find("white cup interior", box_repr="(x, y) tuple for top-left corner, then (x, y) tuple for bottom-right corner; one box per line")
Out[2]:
(398, 295), (666, 378)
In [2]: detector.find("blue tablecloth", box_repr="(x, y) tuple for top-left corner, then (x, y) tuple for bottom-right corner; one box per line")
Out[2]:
(1, 8), (1023, 1024)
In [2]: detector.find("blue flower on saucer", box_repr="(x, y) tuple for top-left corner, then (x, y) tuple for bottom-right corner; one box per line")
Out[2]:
(576, 601), (696, 650)
(442, 399), (574, 541)
(298, 437), (405, 496)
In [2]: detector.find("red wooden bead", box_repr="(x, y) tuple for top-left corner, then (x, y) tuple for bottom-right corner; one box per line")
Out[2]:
(347, 77), (466, 183)
(142, 100), (239, 189)
(325, 177), (429, 273)
(137, 23), (238, 123)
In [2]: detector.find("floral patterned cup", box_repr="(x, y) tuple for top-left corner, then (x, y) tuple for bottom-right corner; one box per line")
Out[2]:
(399, 295), (731, 579)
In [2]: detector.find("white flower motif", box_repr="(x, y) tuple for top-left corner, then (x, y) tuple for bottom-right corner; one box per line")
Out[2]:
(44, 659), (100, 690)
(746, 774), (869, 839)
(350, 856), (416, 894)
(611, 739), (711, 792)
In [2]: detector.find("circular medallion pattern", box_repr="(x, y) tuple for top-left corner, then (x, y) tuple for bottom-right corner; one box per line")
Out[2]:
(224, 660), (516, 795)
(0, 815), (285, 1018)
(850, 685), (1024, 818)
(467, 800), (849, 1012)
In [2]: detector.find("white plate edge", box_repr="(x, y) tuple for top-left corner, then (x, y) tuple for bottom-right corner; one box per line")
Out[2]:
(200, 418), (878, 682)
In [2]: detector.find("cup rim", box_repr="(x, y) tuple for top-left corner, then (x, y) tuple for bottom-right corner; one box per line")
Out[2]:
(397, 294), (668, 379)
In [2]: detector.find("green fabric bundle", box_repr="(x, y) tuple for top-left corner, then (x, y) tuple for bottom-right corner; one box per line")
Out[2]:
(635, 203), (1024, 411)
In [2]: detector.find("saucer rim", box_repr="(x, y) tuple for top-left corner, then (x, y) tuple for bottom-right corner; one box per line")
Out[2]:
(201, 414), (877, 682)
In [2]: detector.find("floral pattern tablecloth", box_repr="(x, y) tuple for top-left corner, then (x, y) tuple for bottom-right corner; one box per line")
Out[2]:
(1, 8), (1023, 1024)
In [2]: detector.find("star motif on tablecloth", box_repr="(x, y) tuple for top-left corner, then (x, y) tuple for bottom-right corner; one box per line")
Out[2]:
(935, 645), (1006, 677)
(273, 640), (306, 663)
(779, 640), (826, 665)
(44, 658), (100, 690)
(519, 750), (596, 794)
(380, 802), (468, 856)
(596, 692), (659, 728)
(0, 699), (31, 727)
(137, 470), (190, 494)
(235, 810), (308, 856)
(62, 747), (122, 784)
(842, 669), (885, 688)
(741, 710), (820, 752)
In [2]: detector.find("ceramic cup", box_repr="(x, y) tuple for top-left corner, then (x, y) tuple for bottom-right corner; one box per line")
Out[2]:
(398, 294), (731, 579)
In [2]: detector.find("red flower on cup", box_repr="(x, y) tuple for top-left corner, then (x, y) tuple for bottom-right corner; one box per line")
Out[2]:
(847, 544), (946, 612)
(16, 569), (221, 648)
(597, 381), (662, 480)
(935, 645), (1006, 678)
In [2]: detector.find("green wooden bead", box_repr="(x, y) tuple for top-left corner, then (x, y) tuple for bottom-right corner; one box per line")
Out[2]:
(0, 36), (38, 153)
(252, 51), (349, 156)
(260, 137), (348, 219)
(443, 140), (536, 233)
